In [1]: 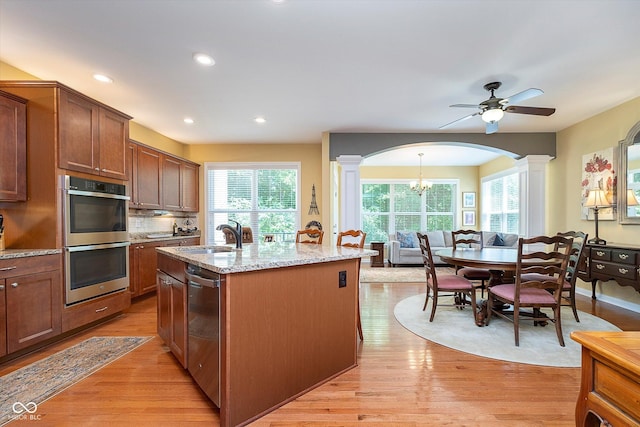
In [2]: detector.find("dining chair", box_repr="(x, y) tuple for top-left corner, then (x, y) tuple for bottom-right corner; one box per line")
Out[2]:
(486, 234), (574, 346)
(295, 228), (324, 244)
(451, 229), (491, 297)
(223, 226), (254, 244)
(417, 232), (478, 324)
(337, 229), (367, 340)
(521, 231), (588, 322)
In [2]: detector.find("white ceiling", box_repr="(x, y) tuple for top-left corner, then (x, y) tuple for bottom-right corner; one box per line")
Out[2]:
(1, 0), (639, 166)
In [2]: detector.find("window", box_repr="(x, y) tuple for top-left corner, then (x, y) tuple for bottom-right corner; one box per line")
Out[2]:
(481, 171), (519, 233)
(362, 181), (457, 243)
(205, 163), (300, 244)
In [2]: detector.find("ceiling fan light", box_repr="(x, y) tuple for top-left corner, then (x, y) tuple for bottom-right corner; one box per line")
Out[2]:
(481, 108), (504, 123)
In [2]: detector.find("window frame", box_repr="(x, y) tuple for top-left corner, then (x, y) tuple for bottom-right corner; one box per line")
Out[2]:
(480, 168), (519, 233)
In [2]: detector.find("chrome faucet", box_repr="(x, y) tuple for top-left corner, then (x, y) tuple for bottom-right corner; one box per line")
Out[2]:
(216, 220), (243, 249)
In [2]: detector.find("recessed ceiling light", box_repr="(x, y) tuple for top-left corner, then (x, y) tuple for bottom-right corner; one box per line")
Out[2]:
(193, 52), (215, 66)
(254, 117), (266, 124)
(93, 73), (113, 83)
(184, 117), (194, 124)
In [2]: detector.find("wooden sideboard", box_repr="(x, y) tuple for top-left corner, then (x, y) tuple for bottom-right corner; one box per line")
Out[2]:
(571, 331), (640, 427)
(577, 243), (640, 299)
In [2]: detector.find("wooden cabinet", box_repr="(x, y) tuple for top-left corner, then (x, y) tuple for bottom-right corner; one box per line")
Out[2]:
(370, 242), (385, 267)
(127, 141), (162, 209)
(58, 88), (129, 180)
(579, 243), (640, 299)
(572, 331), (640, 426)
(0, 254), (62, 356)
(0, 90), (27, 201)
(162, 154), (199, 212)
(157, 253), (188, 368)
(130, 237), (200, 298)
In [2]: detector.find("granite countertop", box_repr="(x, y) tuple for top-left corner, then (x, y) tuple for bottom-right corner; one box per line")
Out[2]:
(157, 242), (377, 274)
(0, 248), (62, 260)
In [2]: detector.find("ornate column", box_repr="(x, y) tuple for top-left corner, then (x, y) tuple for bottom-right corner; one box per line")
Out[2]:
(515, 155), (553, 237)
(336, 155), (363, 232)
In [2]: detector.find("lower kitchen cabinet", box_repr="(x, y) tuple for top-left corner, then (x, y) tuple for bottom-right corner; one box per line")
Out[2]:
(157, 253), (187, 368)
(130, 237), (200, 298)
(0, 254), (62, 357)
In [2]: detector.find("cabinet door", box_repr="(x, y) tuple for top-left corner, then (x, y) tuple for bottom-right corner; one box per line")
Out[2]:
(136, 146), (162, 209)
(0, 279), (6, 357)
(162, 155), (182, 211)
(6, 269), (62, 353)
(98, 108), (128, 180)
(0, 92), (27, 201)
(170, 278), (187, 368)
(139, 243), (163, 295)
(126, 142), (138, 206)
(129, 245), (139, 297)
(181, 162), (199, 212)
(58, 89), (100, 175)
(157, 271), (172, 345)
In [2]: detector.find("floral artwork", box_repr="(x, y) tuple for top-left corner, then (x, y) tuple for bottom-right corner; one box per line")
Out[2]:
(581, 148), (617, 220)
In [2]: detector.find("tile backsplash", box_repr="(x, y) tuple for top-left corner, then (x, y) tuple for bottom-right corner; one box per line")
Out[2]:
(128, 215), (199, 234)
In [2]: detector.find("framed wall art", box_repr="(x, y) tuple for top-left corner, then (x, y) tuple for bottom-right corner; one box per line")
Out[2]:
(462, 192), (476, 208)
(581, 148), (617, 220)
(462, 211), (476, 226)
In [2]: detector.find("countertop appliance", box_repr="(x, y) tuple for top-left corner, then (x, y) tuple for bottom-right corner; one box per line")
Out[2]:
(186, 264), (222, 407)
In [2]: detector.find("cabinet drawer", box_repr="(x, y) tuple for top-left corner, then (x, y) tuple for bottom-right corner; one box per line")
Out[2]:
(591, 248), (611, 261)
(61, 290), (130, 332)
(593, 359), (640, 420)
(611, 249), (637, 265)
(592, 261), (638, 281)
(0, 254), (61, 279)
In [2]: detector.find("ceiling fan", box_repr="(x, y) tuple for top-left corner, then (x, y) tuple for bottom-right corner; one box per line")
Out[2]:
(440, 81), (556, 134)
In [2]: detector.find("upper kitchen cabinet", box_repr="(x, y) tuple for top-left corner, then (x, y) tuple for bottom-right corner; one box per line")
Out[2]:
(162, 154), (199, 212)
(0, 91), (27, 201)
(127, 141), (162, 209)
(58, 88), (130, 180)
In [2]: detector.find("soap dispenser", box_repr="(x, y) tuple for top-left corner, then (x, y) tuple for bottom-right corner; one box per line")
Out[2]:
(173, 220), (178, 236)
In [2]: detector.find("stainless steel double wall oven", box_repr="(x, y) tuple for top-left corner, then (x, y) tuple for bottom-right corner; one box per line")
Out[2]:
(64, 175), (130, 305)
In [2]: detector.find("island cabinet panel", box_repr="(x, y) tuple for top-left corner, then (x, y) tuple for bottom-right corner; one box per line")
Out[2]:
(157, 253), (188, 368)
(0, 90), (27, 201)
(220, 259), (358, 427)
(58, 88), (129, 180)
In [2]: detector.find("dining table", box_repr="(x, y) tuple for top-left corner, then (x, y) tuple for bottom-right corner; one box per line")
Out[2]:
(435, 247), (560, 326)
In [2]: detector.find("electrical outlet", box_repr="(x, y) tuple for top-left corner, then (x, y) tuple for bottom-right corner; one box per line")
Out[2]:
(338, 270), (347, 288)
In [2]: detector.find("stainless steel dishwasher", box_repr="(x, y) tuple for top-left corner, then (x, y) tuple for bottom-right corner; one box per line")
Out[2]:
(186, 264), (222, 407)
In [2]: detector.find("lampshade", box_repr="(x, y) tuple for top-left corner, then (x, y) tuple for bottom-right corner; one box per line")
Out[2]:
(481, 108), (504, 123)
(584, 189), (612, 208)
(627, 189), (640, 206)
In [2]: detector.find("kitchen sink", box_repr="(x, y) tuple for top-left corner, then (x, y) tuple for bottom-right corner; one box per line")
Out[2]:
(179, 246), (235, 254)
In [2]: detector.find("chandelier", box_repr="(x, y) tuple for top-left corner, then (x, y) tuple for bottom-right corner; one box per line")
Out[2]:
(410, 153), (433, 196)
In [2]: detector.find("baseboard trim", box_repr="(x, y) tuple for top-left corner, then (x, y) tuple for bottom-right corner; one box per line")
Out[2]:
(575, 287), (640, 313)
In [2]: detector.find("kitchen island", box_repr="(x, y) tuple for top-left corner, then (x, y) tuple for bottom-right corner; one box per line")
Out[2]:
(156, 242), (376, 427)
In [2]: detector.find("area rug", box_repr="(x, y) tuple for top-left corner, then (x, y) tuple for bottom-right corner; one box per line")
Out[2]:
(394, 294), (621, 367)
(361, 266), (454, 283)
(0, 336), (152, 426)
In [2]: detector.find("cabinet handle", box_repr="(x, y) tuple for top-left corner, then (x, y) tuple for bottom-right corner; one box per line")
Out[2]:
(140, 245), (144, 249)
(95, 167), (100, 171)
(95, 306), (108, 313)
(0, 285), (4, 290)
(617, 253), (629, 260)
(102, 169), (107, 172)
(11, 282), (18, 288)
(0, 266), (17, 271)
(596, 264), (605, 270)
(618, 268), (629, 274)
(596, 251), (605, 256)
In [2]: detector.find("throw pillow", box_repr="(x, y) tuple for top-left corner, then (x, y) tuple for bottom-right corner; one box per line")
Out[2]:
(396, 231), (416, 248)
(493, 233), (505, 246)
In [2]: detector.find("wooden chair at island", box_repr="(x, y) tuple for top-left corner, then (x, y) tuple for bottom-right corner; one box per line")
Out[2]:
(521, 230), (587, 322)
(295, 228), (324, 244)
(417, 232), (478, 325)
(486, 234), (574, 346)
(337, 229), (367, 340)
(451, 229), (491, 298)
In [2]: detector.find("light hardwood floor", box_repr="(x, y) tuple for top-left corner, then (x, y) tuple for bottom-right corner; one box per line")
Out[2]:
(1, 269), (639, 426)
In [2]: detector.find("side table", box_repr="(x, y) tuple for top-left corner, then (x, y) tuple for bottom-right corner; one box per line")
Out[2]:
(370, 242), (385, 267)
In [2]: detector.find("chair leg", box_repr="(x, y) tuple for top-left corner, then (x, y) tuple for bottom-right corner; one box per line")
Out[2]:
(485, 293), (493, 325)
(514, 305), (520, 347)
(554, 306), (565, 347)
(570, 289), (580, 322)
(429, 291), (438, 322)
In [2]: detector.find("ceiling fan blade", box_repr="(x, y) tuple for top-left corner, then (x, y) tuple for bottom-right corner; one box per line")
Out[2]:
(499, 88), (543, 105)
(486, 121), (498, 134)
(449, 104), (480, 109)
(439, 112), (479, 129)
(505, 105), (556, 116)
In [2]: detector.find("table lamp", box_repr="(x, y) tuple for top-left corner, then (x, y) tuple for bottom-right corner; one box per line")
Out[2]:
(584, 189), (612, 245)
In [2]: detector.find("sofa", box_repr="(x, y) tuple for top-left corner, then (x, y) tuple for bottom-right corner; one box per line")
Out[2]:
(387, 230), (519, 266)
